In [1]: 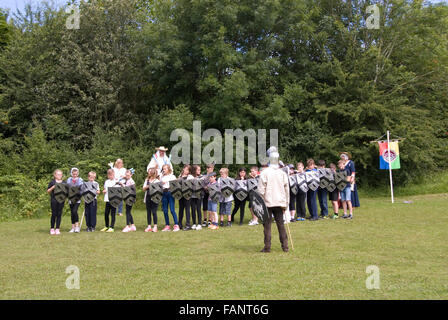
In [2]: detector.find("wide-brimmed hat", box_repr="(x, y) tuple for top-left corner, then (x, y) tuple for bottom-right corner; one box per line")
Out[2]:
(339, 152), (351, 160)
(155, 146), (169, 152)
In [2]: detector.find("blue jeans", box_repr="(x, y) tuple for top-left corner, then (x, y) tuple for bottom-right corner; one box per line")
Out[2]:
(306, 189), (318, 219)
(162, 191), (178, 225)
(118, 201), (123, 214)
(317, 188), (328, 217)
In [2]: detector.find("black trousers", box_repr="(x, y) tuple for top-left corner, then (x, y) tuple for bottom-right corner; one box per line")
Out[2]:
(202, 192), (209, 213)
(104, 202), (116, 228)
(263, 207), (288, 250)
(231, 198), (247, 223)
(69, 202), (80, 224)
(178, 197), (191, 228)
(289, 191), (296, 211)
(146, 200), (158, 225)
(296, 191), (307, 218)
(190, 198), (202, 225)
(85, 199), (97, 229)
(50, 199), (64, 229)
(126, 204), (134, 225)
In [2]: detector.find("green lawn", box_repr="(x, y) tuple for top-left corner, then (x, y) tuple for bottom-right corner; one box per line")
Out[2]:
(0, 193), (447, 299)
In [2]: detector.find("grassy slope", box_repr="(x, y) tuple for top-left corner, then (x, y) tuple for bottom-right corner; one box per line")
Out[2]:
(0, 193), (447, 299)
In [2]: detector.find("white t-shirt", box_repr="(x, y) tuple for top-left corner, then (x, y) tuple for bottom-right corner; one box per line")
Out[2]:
(160, 173), (177, 189)
(104, 179), (119, 202)
(113, 167), (126, 183)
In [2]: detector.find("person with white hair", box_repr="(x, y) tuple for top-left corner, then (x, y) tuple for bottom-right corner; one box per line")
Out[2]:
(257, 149), (290, 253)
(147, 146), (173, 177)
(66, 167), (84, 233)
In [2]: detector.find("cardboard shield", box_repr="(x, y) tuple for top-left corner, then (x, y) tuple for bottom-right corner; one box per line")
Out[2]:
(247, 178), (259, 192)
(182, 179), (194, 200)
(108, 187), (123, 208)
(296, 173), (308, 193)
(318, 168), (331, 189)
(122, 185), (136, 206)
(68, 185), (82, 203)
(335, 171), (348, 191)
(192, 178), (203, 198)
(54, 183), (68, 204)
(220, 177), (235, 198)
(325, 170), (336, 192)
(249, 190), (269, 224)
(234, 180), (248, 201)
(208, 183), (221, 203)
(169, 179), (183, 200)
(81, 182), (97, 204)
(200, 174), (212, 188)
(305, 171), (320, 191)
(289, 175), (298, 195)
(149, 182), (163, 204)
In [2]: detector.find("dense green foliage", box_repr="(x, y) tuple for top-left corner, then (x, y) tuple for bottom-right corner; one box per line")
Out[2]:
(0, 0), (447, 219)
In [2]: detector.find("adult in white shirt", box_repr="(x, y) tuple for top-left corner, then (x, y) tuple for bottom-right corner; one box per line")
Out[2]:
(257, 150), (290, 253)
(147, 146), (173, 177)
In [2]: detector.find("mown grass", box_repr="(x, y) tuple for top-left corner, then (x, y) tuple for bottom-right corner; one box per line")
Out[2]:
(0, 192), (447, 300)
(359, 170), (448, 198)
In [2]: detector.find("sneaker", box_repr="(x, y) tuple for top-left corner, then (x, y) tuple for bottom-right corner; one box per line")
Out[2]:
(332, 214), (339, 219)
(348, 215), (353, 219)
(122, 226), (131, 233)
(106, 228), (114, 232)
(196, 225), (202, 230)
(227, 222), (232, 227)
(69, 228), (75, 233)
(74, 227), (80, 233)
(342, 214), (349, 219)
(162, 225), (171, 232)
(152, 225), (158, 232)
(192, 224), (197, 230)
(55, 229), (61, 235)
(145, 225), (152, 232)
(50, 228), (56, 235)
(207, 224), (214, 229)
(290, 219), (295, 223)
(173, 225), (180, 232)
(130, 225), (137, 232)
(183, 226), (192, 231)
(90, 228), (95, 232)
(322, 216), (329, 220)
(219, 221), (224, 227)
(100, 227), (108, 232)
(86, 228), (91, 232)
(239, 222), (243, 226)
(210, 225), (219, 230)
(201, 221), (207, 227)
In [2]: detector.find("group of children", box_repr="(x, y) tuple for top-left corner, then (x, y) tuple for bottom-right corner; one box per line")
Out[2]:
(47, 155), (359, 235)
(287, 158), (357, 223)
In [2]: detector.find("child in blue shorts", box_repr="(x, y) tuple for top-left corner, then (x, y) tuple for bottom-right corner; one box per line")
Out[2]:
(218, 168), (233, 227)
(206, 173), (219, 230)
(338, 160), (353, 219)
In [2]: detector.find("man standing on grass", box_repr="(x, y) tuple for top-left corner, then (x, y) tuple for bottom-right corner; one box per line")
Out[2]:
(258, 148), (290, 253)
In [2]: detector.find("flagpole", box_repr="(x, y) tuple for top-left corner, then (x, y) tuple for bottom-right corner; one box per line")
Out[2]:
(387, 130), (394, 203)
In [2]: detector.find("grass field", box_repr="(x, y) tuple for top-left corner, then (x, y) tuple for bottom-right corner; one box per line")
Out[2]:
(0, 193), (447, 299)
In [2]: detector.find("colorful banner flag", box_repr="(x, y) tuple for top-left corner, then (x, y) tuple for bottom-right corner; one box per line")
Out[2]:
(379, 141), (400, 170)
